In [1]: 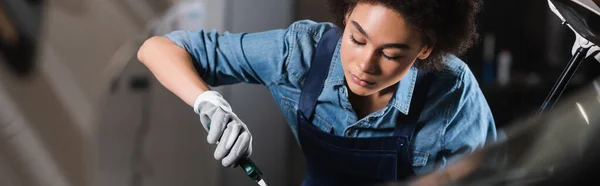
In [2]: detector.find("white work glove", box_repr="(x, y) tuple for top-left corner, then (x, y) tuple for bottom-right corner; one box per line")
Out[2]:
(193, 91), (252, 167)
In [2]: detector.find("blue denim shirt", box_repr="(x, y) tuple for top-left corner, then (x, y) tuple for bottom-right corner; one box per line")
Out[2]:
(165, 20), (497, 175)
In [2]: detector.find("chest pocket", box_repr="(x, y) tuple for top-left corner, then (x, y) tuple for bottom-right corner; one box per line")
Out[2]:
(311, 114), (334, 134)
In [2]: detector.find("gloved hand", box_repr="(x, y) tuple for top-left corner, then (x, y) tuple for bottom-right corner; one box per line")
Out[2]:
(193, 90), (252, 167)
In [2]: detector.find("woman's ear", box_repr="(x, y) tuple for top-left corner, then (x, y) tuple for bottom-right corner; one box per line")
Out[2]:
(417, 46), (434, 60)
(343, 4), (356, 26)
(344, 11), (351, 26)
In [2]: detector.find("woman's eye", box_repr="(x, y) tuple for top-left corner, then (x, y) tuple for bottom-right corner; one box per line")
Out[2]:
(350, 35), (366, 46)
(382, 53), (402, 60)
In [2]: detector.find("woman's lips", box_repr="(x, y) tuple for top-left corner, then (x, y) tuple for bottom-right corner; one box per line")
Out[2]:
(350, 73), (375, 87)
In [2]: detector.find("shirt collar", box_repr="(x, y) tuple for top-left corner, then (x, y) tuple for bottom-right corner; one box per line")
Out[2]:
(324, 39), (418, 115)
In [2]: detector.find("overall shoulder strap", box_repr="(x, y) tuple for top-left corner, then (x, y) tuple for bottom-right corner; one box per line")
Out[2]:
(298, 27), (342, 121)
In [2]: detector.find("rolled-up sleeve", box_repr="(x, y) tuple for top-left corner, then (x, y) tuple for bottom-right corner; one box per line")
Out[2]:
(164, 26), (292, 87)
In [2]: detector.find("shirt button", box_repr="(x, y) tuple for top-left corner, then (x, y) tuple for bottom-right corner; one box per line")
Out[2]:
(346, 129), (354, 137)
(339, 88), (345, 94)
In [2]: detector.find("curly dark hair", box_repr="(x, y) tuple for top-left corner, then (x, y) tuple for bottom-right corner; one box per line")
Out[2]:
(326, 0), (482, 71)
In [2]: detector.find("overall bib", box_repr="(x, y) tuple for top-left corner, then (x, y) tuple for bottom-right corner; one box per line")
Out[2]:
(296, 27), (433, 186)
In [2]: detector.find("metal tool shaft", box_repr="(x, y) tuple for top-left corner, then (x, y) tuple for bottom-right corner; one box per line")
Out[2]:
(537, 46), (589, 116)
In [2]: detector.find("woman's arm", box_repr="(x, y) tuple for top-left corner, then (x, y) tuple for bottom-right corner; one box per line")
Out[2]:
(137, 35), (255, 168)
(137, 36), (210, 107)
(137, 20), (336, 108)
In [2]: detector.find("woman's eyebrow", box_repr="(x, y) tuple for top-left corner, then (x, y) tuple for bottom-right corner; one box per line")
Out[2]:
(351, 20), (411, 50)
(351, 20), (369, 39)
(382, 43), (411, 50)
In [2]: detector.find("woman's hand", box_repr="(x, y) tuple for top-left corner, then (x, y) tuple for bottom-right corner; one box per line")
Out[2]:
(194, 90), (253, 168)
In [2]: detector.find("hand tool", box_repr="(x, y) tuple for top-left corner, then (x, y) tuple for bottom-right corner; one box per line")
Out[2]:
(207, 124), (268, 186)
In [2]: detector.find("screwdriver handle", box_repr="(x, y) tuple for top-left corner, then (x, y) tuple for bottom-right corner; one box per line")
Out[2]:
(238, 157), (264, 181)
(206, 124), (265, 182)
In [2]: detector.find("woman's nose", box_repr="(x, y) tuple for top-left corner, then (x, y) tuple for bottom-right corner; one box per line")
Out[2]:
(356, 51), (377, 74)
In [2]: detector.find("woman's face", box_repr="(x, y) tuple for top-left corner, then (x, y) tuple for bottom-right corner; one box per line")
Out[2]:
(340, 3), (432, 97)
